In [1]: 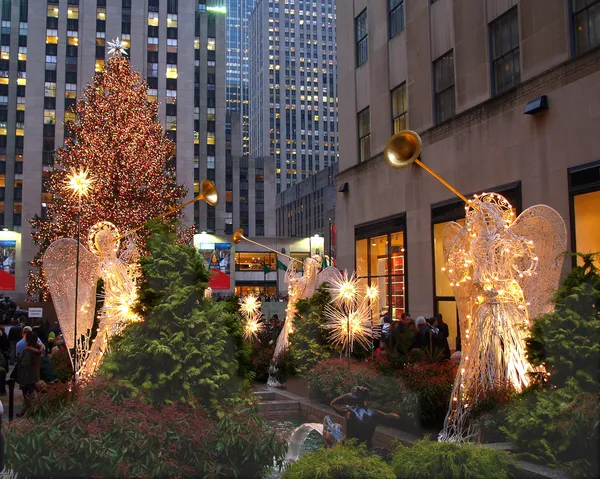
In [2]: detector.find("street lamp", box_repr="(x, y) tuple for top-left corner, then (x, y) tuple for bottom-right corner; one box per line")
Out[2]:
(66, 168), (93, 381)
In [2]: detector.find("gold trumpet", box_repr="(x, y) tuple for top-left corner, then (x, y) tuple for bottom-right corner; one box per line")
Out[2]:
(232, 228), (303, 264)
(384, 130), (477, 209)
(117, 179), (219, 240)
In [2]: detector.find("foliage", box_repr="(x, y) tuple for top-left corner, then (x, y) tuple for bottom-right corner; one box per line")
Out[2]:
(526, 253), (600, 392)
(6, 379), (285, 478)
(501, 381), (600, 475)
(101, 223), (243, 406)
(306, 358), (377, 403)
(51, 348), (74, 382)
(283, 441), (395, 479)
(23, 381), (80, 420)
(391, 437), (516, 479)
(28, 52), (185, 299)
(373, 360), (458, 429)
(289, 286), (333, 376)
(469, 381), (515, 443)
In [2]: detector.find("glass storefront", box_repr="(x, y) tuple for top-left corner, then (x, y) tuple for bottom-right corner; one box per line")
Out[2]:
(234, 252), (276, 271)
(570, 161), (600, 268)
(235, 284), (277, 296)
(573, 190), (600, 267)
(355, 215), (406, 320)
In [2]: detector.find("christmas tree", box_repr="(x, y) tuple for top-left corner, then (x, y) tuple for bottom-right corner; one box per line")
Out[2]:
(28, 40), (186, 299)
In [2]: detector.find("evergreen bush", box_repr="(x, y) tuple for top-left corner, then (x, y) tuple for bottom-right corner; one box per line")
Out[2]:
(101, 223), (244, 406)
(391, 437), (515, 479)
(282, 441), (395, 479)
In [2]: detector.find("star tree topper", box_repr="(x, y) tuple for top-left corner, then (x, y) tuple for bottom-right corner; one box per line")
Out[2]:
(107, 37), (128, 57)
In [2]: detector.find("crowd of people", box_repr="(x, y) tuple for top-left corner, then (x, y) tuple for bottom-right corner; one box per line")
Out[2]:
(0, 320), (71, 416)
(375, 312), (452, 361)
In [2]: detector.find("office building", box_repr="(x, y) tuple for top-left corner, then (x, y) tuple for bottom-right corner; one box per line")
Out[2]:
(249, 0), (338, 193)
(337, 0), (600, 349)
(225, 0), (255, 157)
(0, 0), (228, 298)
(276, 161), (336, 257)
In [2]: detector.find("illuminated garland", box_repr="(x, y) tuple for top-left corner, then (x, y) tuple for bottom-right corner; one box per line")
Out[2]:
(28, 52), (187, 299)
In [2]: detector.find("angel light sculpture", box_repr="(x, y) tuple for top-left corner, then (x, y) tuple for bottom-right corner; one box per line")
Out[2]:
(438, 193), (566, 441)
(383, 130), (567, 441)
(44, 221), (141, 379)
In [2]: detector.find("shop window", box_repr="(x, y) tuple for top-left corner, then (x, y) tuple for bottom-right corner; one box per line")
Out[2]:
(235, 252), (276, 271)
(573, 190), (600, 267)
(355, 226), (406, 320)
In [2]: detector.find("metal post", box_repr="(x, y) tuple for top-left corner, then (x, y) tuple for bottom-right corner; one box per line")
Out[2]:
(347, 314), (350, 371)
(73, 193), (81, 382)
(7, 378), (15, 421)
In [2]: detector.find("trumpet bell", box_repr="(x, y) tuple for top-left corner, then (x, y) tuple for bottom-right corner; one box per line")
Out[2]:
(233, 228), (245, 244)
(200, 179), (219, 207)
(384, 130), (422, 168)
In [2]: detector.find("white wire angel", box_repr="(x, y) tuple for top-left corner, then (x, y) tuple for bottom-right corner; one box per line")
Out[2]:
(267, 255), (342, 386)
(438, 193), (566, 441)
(43, 221), (141, 379)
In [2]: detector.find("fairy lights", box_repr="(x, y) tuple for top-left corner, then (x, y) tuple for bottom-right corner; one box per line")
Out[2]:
(365, 283), (379, 301)
(439, 192), (566, 442)
(28, 51), (186, 298)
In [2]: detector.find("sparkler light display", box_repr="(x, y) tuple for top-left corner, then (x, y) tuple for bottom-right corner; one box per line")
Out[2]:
(28, 41), (186, 299)
(324, 300), (372, 354)
(239, 295), (263, 342)
(329, 270), (359, 308)
(438, 193), (566, 441)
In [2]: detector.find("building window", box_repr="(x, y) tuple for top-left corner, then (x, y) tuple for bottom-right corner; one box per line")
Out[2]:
(490, 7), (520, 96)
(357, 107), (370, 163)
(355, 228), (406, 320)
(355, 9), (368, 66)
(569, 161), (600, 267)
(572, 0), (600, 55)
(391, 83), (407, 134)
(433, 50), (455, 124)
(389, 0), (404, 39)
(235, 252), (276, 271)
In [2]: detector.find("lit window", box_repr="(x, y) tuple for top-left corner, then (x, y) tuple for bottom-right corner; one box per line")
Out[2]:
(391, 83), (408, 134)
(166, 66), (178, 79)
(207, 39), (216, 50)
(573, 189), (600, 267)
(148, 12), (159, 26)
(207, 156), (215, 168)
(0, 78), (7, 85)
(47, 5), (59, 18)
(65, 83), (77, 98)
(207, 132), (215, 145)
(18, 47), (26, 61)
(97, 8), (106, 20)
(67, 7), (79, 20)
(95, 59), (104, 72)
(147, 88), (158, 102)
(46, 29), (58, 44)
(16, 78), (25, 86)
(167, 14), (178, 28)
(166, 90), (177, 104)
(68, 32), (79, 46)
(166, 116), (177, 130)
(16, 128), (24, 136)
(44, 82), (57, 97)
(44, 109), (56, 125)
(64, 111), (76, 123)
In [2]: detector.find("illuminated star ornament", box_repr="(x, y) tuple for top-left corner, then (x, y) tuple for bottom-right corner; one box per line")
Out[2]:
(66, 168), (93, 198)
(107, 37), (128, 57)
(239, 294), (260, 316)
(329, 270), (359, 308)
(239, 295), (263, 342)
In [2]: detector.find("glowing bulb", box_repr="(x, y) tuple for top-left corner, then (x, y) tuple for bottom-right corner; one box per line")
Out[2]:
(66, 168), (93, 198)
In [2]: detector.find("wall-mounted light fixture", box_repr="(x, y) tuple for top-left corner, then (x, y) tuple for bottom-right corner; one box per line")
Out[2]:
(524, 95), (548, 115)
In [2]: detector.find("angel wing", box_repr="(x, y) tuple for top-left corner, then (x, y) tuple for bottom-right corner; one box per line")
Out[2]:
(443, 222), (474, 344)
(44, 238), (100, 351)
(510, 205), (567, 321)
(316, 266), (342, 290)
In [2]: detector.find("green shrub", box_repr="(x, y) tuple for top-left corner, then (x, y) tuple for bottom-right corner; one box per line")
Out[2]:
(289, 286), (333, 376)
(101, 223), (243, 406)
(501, 381), (599, 475)
(283, 441), (395, 479)
(6, 378), (286, 478)
(391, 437), (515, 479)
(526, 253), (600, 392)
(306, 358), (377, 402)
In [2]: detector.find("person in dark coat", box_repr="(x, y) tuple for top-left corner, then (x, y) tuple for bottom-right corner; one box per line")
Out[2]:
(7, 322), (22, 365)
(410, 316), (432, 351)
(17, 331), (43, 417)
(435, 313), (451, 359)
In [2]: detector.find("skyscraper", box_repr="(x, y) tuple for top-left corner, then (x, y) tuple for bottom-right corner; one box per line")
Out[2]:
(226, 0), (255, 157)
(249, 0), (338, 193)
(0, 0), (227, 298)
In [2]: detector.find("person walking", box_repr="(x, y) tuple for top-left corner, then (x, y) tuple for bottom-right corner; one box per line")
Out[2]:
(435, 313), (451, 359)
